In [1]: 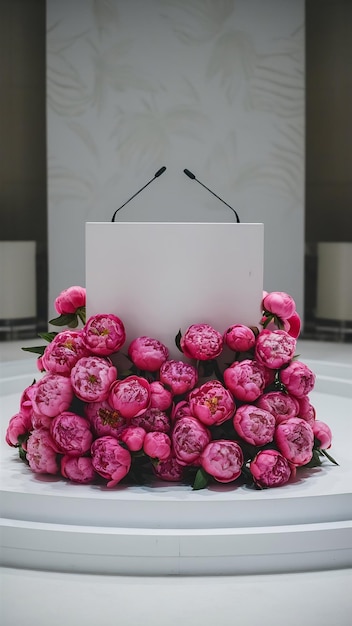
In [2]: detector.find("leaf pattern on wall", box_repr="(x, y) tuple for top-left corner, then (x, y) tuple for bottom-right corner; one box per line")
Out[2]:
(159, 0), (235, 43)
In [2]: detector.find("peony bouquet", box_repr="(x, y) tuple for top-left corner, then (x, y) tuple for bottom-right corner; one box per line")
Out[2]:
(5, 286), (337, 490)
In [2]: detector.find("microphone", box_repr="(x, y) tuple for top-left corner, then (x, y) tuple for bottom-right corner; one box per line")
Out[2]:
(111, 166), (167, 222)
(183, 168), (240, 223)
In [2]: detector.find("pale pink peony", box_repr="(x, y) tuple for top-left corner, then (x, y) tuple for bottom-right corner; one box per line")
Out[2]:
(279, 361), (316, 398)
(31, 374), (74, 418)
(313, 420), (332, 449)
(149, 381), (173, 410)
(84, 400), (127, 438)
(224, 324), (256, 352)
(131, 407), (171, 433)
(153, 455), (185, 482)
(256, 391), (299, 425)
(172, 416), (211, 466)
(109, 375), (151, 419)
(262, 291), (296, 319)
(50, 412), (93, 456)
(275, 417), (314, 466)
(188, 380), (235, 426)
(120, 426), (146, 452)
(55, 286), (86, 315)
(297, 395), (316, 427)
(255, 329), (296, 369)
(223, 359), (267, 402)
(71, 356), (117, 402)
(6, 412), (32, 447)
(159, 360), (198, 396)
(250, 449), (294, 488)
(41, 330), (89, 376)
(26, 428), (59, 475)
(61, 455), (96, 484)
(143, 431), (171, 461)
(91, 436), (131, 487)
(82, 314), (126, 356)
(234, 405), (275, 446)
(180, 323), (223, 360)
(128, 336), (169, 372)
(200, 440), (243, 483)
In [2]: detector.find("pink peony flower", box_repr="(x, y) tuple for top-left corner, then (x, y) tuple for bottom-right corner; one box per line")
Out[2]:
(275, 417), (314, 466)
(71, 356), (117, 402)
(297, 395), (316, 427)
(32, 412), (54, 430)
(26, 428), (59, 474)
(55, 286), (86, 315)
(109, 375), (151, 419)
(149, 381), (173, 410)
(279, 361), (316, 398)
(120, 426), (146, 451)
(91, 436), (131, 487)
(188, 380), (236, 426)
(6, 412), (32, 447)
(31, 374), (74, 418)
(19, 382), (38, 419)
(172, 416), (211, 466)
(159, 360), (198, 396)
(82, 314), (126, 356)
(61, 455), (96, 484)
(50, 412), (93, 456)
(255, 329), (296, 369)
(262, 291), (296, 319)
(41, 330), (89, 376)
(143, 431), (171, 461)
(313, 420), (332, 449)
(180, 323), (223, 360)
(256, 391), (299, 425)
(128, 336), (169, 372)
(250, 449), (295, 488)
(171, 400), (192, 422)
(200, 440), (243, 483)
(131, 407), (171, 433)
(284, 312), (301, 339)
(234, 405), (276, 446)
(223, 359), (267, 402)
(84, 400), (127, 438)
(224, 324), (256, 352)
(153, 455), (185, 482)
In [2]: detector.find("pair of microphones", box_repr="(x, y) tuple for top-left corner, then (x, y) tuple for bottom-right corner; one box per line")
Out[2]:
(111, 167), (240, 223)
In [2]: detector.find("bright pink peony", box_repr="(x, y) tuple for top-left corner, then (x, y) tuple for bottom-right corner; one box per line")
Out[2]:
(224, 324), (256, 352)
(109, 375), (151, 419)
(159, 360), (198, 396)
(82, 314), (126, 356)
(149, 381), (173, 410)
(41, 330), (89, 376)
(71, 356), (117, 402)
(61, 455), (96, 484)
(31, 374), (74, 418)
(26, 428), (59, 474)
(50, 412), (93, 456)
(91, 436), (131, 487)
(200, 440), (243, 483)
(262, 291), (296, 319)
(275, 418), (314, 466)
(234, 405), (275, 446)
(84, 400), (127, 438)
(280, 361), (316, 398)
(284, 312), (301, 339)
(6, 412), (32, 447)
(223, 359), (267, 402)
(153, 455), (185, 482)
(143, 431), (171, 461)
(55, 286), (86, 315)
(120, 426), (146, 451)
(31, 412), (53, 430)
(180, 323), (223, 360)
(256, 391), (299, 425)
(313, 420), (332, 449)
(171, 400), (192, 422)
(297, 395), (316, 427)
(188, 380), (235, 426)
(128, 336), (169, 372)
(19, 382), (38, 419)
(131, 407), (171, 433)
(172, 416), (211, 466)
(255, 329), (296, 369)
(250, 449), (294, 488)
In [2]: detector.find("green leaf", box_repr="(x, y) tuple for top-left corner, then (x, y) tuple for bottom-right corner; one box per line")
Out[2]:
(67, 317), (79, 328)
(175, 329), (183, 353)
(38, 331), (58, 343)
(319, 448), (339, 466)
(18, 445), (28, 463)
(303, 449), (322, 468)
(76, 306), (86, 324)
(48, 313), (76, 326)
(21, 345), (46, 356)
(192, 468), (209, 490)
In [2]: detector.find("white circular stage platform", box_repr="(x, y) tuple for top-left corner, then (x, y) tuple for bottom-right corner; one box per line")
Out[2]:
(1, 350), (351, 576)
